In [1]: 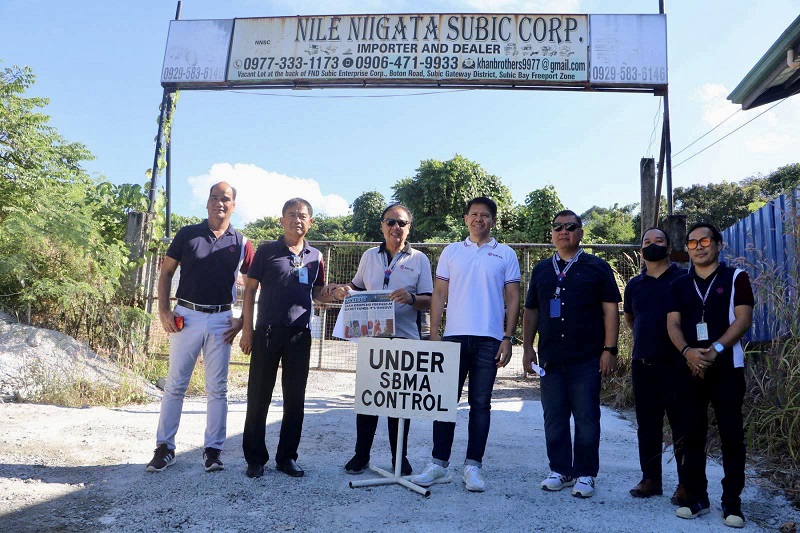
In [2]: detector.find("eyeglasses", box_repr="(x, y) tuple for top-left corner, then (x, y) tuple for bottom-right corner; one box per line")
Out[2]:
(551, 222), (581, 232)
(687, 237), (713, 250)
(383, 218), (409, 228)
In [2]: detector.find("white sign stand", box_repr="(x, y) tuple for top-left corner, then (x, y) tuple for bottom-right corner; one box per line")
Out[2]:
(348, 337), (460, 497)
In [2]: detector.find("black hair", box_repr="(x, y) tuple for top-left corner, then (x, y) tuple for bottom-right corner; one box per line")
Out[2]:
(641, 227), (671, 246)
(551, 209), (582, 226)
(381, 203), (413, 223)
(686, 221), (722, 243)
(282, 198), (313, 217)
(465, 196), (497, 219)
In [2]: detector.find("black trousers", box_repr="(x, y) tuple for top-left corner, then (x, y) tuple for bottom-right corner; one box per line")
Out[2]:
(353, 414), (411, 461)
(242, 325), (311, 466)
(632, 358), (687, 484)
(682, 366), (746, 506)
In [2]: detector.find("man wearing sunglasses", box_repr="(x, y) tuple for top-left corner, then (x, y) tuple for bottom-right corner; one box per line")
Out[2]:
(322, 203), (433, 477)
(624, 228), (687, 504)
(522, 209), (621, 499)
(239, 198), (325, 479)
(666, 222), (753, 527)
(411, 196), (521, 493)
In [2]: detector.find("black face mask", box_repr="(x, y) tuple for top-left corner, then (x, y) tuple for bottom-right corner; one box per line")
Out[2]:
(642, 243), (669, 262)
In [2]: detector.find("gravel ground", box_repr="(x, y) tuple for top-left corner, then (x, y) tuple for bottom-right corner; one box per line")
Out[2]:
(1, 370), (798, 532)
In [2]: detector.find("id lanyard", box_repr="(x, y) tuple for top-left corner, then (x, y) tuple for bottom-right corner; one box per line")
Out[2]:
(550, 249), (582, 318)
(692, 272), (718, 341)
(383, 249), (405, 289)
(290, 251), (309, 284)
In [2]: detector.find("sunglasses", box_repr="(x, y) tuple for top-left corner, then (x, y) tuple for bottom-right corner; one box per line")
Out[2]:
(383, 218), (409, 228)
(551, 222), (581, 232)
(687, 236), (713, 250)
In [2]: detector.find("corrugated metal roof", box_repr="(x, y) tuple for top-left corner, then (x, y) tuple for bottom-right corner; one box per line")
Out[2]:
(728, 14), (800, 110)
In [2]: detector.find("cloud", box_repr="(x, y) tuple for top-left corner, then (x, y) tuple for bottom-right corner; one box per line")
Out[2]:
(187, 163), (350, 223)
(745, 131), (796, 153)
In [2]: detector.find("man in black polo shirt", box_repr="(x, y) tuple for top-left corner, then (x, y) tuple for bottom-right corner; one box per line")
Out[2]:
(239, 198), (325, 479)
(522, 209), (621, 499)
(147, 181), (254, 474)
(624, 227), (687, 502)
(667, 222), (754, 528)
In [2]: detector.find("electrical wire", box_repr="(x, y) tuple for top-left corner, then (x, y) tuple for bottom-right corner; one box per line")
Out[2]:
(645, 98), (662, 158)
(673, 107), (741, 158)
(673, 95), (792, 169)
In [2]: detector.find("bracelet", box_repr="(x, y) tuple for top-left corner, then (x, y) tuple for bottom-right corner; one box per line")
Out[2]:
(409, 293), (416, 305)
(681, 345), (691, 356)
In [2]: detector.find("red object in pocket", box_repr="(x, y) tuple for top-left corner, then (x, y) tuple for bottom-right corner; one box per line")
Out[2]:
(174, 315), (184, 330)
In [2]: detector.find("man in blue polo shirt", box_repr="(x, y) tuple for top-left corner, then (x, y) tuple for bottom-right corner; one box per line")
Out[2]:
(147, 181), (254, 474)
(624, 227), (687, 503)
(667, 222), (754, 528)
(239, 198), (325, 479)
(411, 196), (520, 493)
(522, 209), (621, 499)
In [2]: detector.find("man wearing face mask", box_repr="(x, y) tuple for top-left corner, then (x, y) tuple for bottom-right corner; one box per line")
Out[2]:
(623, 228), (687, 504)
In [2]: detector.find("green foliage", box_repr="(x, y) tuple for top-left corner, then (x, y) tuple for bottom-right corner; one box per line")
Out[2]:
(519, 185), (565, 243)
(674, 181), (761, 229)
(242, 216), (283, 244)
(350, 190), (386, 241)
(581, 203), (637, 244)
(170, 213), (202, 234)
(308, 214), (357, 241)
(743, 162), (800, 201)
(0, 63), (150, 369)
(392, 154), (513, 241)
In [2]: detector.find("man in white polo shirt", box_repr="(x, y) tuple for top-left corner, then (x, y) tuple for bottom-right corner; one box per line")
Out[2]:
(410, 196), (521, 492)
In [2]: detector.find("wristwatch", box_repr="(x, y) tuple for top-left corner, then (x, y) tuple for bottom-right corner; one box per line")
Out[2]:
(713, 342), (725, 353)
(603, 346), (619, 356)
(503, 335), (517, 344)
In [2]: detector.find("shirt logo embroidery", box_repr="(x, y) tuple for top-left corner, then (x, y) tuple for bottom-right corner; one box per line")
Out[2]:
(717, 287), (724, 294)
(487, 252), (503, 258)
(229, 246), (236, 252)
(399, 265), (415, 273)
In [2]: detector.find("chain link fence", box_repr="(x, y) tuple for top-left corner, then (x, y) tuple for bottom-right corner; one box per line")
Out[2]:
(146, 241), (640, 378)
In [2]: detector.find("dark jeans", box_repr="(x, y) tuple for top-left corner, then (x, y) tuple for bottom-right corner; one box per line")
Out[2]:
(432, 335), (500, 467)
(353, 414), (411, 461)
(540, 356), (601, 477)
(682, 366), (746, 506)
(242, 325), (311, 466)
(632, 358), (687, 484)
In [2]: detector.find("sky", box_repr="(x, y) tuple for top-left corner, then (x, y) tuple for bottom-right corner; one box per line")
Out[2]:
(3, 0), (800, 228)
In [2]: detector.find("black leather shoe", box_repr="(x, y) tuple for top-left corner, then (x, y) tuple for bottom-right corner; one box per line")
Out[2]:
(246, 463), (264, 478)
(344, 455), (369, 474)
(276, 459), (304, 477)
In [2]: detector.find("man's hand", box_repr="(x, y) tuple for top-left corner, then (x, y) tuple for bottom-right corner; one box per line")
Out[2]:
(495, 339), (512, 368)
(389, 288), (413, 305)
(159, 309), (179, 334)
(685, 347), (714, 377)
(522, 346), (538, 375)
(223, 316), (243, 345)
(599, 351), (617, 377)
(239, 326), (253, 355)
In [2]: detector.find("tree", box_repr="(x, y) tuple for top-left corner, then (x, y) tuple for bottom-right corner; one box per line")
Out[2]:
(392, 154), (513, 241)
(674, 181), (762, 229)
(350, 191), (386, 241)
(519, 185), (565, 243)
(580, 203), (637, 244)
(307, 214), (357, 241)
(743, 163), (800, 200)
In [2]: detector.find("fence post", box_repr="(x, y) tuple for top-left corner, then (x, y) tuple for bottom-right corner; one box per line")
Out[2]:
(317, 245), (332, 369)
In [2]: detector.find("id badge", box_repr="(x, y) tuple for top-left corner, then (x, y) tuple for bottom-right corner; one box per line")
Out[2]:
(549, 298), (561, 318)
(696, 322), (709, 341)
(298, 266), (309, 284)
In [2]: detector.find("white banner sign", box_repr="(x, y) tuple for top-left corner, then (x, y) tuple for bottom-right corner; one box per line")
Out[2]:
(161, 20), (233, 84)
(355, 337), (460, 422)
(589, 14), (667, 85)
(227, 14), (588, 85)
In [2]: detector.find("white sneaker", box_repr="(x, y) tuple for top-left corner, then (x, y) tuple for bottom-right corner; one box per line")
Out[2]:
(409, 463), (452, 487)
(463, 465), (485, 492)
(572, 476), (595, 498)
(541, 472), (576, 491)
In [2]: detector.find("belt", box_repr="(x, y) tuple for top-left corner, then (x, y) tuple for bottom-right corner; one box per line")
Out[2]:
(176, 299), (231, 313)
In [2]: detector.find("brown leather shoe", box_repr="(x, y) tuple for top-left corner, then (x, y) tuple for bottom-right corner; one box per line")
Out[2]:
(630, 478), (663, 498)
(670, 484), (688, 506)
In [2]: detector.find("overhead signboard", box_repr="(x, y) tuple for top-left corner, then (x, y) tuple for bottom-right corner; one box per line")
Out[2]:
(161, 19), (233, 85)
(228, 14), (588, 85)
(589, 14), (667, 85)
(160, 13), (667, 90)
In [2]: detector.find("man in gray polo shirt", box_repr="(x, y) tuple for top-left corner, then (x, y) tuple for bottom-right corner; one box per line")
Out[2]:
(323, 203), (433, 476)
